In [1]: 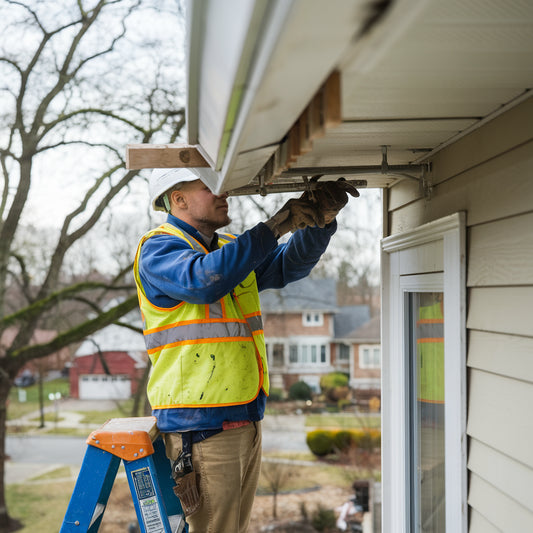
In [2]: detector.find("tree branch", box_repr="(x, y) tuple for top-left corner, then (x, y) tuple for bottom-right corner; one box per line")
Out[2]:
(40, 108), (147, 139)
(1, 280), (134, 330)
(7, 294), (139, 367)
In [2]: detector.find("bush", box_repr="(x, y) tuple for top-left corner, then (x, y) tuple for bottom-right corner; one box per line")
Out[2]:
(320, 372), (350, 403)
(306, 429), (334, 456)
(311, 504), (337, 531)
(289, 380), (313, 401)
(350, 429), (381, 450)
(320, 372), (349, 391)
(267, 388), (284, 402)
(332, 430), (353, 452)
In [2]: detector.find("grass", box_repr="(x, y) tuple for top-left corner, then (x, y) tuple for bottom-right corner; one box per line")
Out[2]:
(29, 413), (65, 423)
(30, 466), (73, 482)
(77, 398), (134, 425)
(305, 413), (381, 429)
(42, 426), (91, 437)
(7, 378), (70, 420)
(6, 480), (75, 532)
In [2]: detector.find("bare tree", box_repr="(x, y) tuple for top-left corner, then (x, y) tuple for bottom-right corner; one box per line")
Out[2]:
(261, 459), (296, 520)
(0, 1), (184, 528)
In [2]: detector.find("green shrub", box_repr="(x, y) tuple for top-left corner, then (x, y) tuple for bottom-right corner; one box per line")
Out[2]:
(289, 380), (312, 401)
(319, 372), (349, 391)
(311, 504), (337, 531)
(267, 388), (284, 402)
(306, 429), (334, 456)
(333, 430), (353, 452)
(320, 372), (350, 403)
(350, 429), (380, 450)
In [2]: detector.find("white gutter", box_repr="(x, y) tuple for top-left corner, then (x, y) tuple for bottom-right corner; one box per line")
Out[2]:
(217, 0), (296, 181)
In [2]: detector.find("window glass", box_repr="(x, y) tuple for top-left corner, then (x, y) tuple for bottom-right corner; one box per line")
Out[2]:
(311, 345), (317, 363)
(272, 343), (284, 367)
(289, 345), (298, 363)
(408, 292), (445, 532)
(339, 343), (350, 360)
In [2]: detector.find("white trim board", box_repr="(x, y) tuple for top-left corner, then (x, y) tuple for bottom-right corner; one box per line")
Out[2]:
(381, 212), (467, 533)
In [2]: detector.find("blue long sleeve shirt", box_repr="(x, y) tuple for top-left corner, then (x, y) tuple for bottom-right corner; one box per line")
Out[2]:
(138, 214), (336, 433)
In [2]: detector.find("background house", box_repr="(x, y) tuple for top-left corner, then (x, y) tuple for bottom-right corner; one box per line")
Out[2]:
(69, 317), (147, 400)
(261, 278), (378, 398)
(342, 314), (381, 408)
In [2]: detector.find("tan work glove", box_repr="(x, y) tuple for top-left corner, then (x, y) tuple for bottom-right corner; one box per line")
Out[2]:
(305, 179), (359, 224)
(265, 198), (324, 238)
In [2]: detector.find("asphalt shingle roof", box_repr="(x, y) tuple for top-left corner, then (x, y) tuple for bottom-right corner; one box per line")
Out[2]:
(333, 305), (371, 339)
(259, 278), (337, 312)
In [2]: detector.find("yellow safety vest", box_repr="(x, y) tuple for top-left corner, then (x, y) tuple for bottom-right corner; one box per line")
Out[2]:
(417, 301), (444, 404)
(133, 223), (269, 409)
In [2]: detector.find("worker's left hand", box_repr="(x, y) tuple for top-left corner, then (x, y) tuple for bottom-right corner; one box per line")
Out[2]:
(305, 179), (359, 224)
(265, 197), (324, 238)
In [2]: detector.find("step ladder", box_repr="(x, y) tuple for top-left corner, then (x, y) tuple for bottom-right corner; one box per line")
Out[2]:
(60, 416), (187, 533)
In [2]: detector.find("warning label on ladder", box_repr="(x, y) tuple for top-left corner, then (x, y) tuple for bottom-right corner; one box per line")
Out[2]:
(132, 467), (165, 533)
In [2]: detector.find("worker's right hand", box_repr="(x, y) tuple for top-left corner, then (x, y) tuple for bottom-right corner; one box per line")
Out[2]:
(265, 198), (324, 238)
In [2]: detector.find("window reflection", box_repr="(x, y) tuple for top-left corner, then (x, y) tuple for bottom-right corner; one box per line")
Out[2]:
(409, 292), (445, 532)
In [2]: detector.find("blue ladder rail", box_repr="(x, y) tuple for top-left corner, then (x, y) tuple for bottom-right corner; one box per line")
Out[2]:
(60, 416), (186, 533)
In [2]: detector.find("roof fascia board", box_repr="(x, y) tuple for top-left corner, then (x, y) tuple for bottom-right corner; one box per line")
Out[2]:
(185, 0), (203, 145)
(186, 0), (283, 193)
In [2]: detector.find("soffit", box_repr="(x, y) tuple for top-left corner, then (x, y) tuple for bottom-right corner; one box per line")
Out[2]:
(275, 0), (533, 192)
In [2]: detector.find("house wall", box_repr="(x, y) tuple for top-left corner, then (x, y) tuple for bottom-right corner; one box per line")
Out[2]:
(263, 311), (333, 337)
(70, 351), (143, 398)
(386, 97), (533, 531)
(351, 343), (381, 382)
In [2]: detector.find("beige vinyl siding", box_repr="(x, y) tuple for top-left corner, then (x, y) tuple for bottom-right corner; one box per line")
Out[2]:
(386, 97), (533, 531)
(468, 508), (501, 533)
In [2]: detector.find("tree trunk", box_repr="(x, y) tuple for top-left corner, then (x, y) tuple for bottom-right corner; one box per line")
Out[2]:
(0, 375), (20, 530)
(38, 368), (45, 429)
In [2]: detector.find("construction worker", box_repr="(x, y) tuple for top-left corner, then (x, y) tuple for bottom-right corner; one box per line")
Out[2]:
(133, 168), (357, 532)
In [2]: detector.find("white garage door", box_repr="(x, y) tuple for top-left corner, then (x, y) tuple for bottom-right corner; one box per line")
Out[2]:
(79, 375), (131, 400)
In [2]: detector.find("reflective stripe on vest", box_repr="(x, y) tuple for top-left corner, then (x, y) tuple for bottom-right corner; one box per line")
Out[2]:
(144, 319), (252, 353)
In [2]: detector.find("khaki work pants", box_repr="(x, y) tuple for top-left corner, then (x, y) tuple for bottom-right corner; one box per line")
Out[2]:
(164, 421), (262, 533)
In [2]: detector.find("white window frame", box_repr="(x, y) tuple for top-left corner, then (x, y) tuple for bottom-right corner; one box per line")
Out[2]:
(359, 344), (381, 369)
(381, 212), (467, 533)
(288, 338), (330, 366)
(302, 311), (324, 327)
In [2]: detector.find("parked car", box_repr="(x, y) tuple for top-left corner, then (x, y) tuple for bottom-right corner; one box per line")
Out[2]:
(14, 370), (36, 387)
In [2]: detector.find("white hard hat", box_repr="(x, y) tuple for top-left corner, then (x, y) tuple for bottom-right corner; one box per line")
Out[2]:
(149, 168), (201, 212)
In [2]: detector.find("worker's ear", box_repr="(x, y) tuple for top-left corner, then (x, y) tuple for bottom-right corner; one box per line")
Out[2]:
(170, 190), (187, 210)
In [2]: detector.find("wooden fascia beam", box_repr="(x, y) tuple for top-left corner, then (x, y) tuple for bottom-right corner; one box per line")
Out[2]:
(126, 143), (209, 170)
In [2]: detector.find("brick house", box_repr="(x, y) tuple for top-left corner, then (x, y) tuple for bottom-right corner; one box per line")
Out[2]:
(261, 278), (375, 395)
(341, 314), (381, 408)
(69, 317), (147, 400)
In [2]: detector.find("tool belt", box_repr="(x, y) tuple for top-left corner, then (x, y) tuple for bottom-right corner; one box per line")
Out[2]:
(171, 432), (201, 516)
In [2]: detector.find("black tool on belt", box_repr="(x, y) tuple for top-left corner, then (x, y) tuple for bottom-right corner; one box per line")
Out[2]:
(171, 432), (201, 516)
(172, 432), (193, 478)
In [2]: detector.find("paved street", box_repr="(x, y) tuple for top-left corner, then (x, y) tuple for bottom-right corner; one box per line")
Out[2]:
(5, 402), (310, 484)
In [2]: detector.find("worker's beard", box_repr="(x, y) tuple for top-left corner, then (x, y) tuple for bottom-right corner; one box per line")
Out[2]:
(202, 212), (231, 232)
